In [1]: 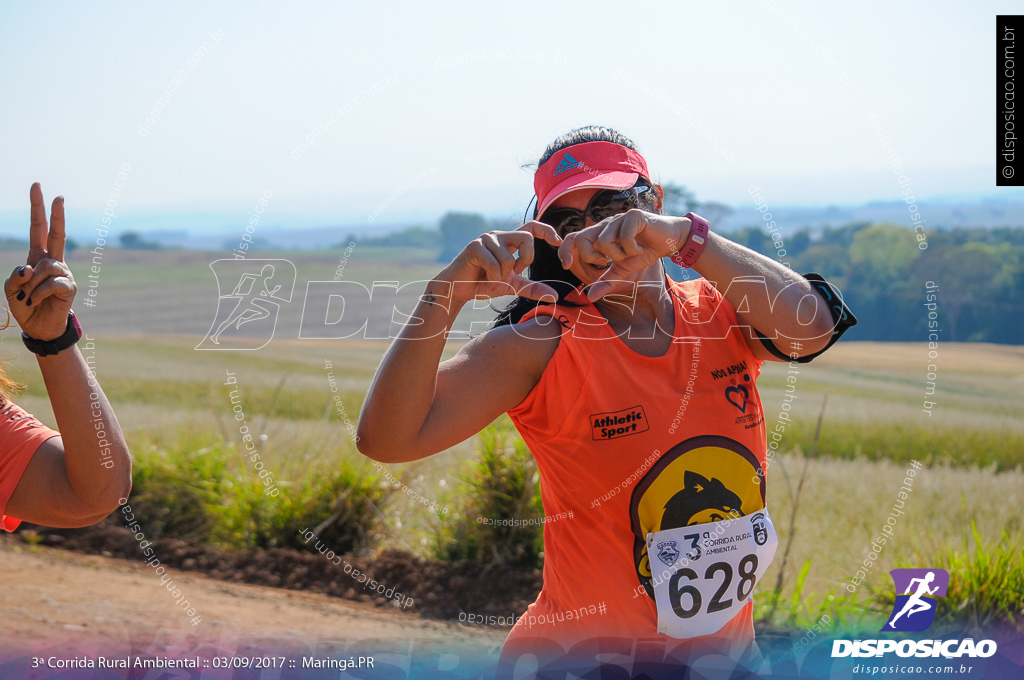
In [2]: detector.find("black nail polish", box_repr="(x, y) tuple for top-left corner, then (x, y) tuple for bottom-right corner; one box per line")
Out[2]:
(25, 297), (31, 306)
(17, 266), (25, 276)
(16, 291), (25, 301)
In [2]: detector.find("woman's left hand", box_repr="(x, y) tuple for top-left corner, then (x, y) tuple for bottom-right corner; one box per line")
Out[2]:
(557, 209), (692, 301)
(4, 183), (77, 341)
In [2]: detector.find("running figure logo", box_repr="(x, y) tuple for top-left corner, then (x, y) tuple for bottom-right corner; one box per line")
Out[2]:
(197, 259), (296, 350)
(881, 568), (949, 632)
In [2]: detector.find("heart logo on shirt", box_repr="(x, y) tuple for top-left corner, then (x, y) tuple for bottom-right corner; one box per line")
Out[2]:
(725, 385), (749, 413)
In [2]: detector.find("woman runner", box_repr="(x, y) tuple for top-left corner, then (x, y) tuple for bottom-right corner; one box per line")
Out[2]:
(357, 126), (854, 672)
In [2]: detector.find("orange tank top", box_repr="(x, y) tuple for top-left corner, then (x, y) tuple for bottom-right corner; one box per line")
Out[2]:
(0, 400), (61, 532)
(504, 273), (769, 659)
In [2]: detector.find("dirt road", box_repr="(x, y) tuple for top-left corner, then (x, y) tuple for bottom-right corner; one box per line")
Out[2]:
(0, 539), (505, 663)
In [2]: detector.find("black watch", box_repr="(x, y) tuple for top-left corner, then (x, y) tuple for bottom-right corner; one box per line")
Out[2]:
(22, 311), (83, 356)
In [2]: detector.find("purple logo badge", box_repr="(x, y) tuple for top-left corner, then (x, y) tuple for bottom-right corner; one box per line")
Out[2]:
(881, 568), (949, 632)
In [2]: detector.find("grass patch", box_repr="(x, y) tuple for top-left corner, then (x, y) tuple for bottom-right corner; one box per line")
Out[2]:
(127, 423), (392, 554)
(433, 419), (543, 568)
(19, 376), (366, 425)
(753, 558), (878, 634)
(780, 422), (1024, 471)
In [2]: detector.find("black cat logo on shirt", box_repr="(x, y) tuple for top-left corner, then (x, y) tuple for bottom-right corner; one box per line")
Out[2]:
(662, 470), (744, 527)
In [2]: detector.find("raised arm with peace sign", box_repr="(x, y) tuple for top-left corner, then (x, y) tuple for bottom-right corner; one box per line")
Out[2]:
(0, 183), (131, 529)
(4, 183), (77, 341)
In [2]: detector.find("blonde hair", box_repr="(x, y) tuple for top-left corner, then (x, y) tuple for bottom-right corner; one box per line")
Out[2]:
(0, 306), (25, 403)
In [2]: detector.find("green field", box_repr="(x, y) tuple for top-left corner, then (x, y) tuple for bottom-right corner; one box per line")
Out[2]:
(1, 248), (1021, 633)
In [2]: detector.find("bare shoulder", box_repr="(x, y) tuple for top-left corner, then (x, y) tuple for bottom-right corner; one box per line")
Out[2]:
(444, 317), (563, 388)
(455, 317), (562, 363)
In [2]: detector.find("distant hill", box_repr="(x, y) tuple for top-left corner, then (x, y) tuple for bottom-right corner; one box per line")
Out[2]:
(725, 198), (1024, 234)
(5, 194), (1024, 252)
(109, 198), (1024, 252)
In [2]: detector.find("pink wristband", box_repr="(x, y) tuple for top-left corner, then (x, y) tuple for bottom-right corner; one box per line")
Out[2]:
(669, 212), (710, 269)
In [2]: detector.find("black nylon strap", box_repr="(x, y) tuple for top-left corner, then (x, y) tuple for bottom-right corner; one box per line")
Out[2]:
(22, 311), (82, 357)
(754, 273), (857, 363)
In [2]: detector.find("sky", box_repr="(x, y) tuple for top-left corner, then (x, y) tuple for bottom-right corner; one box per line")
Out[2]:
(0, 0), (1018, 237)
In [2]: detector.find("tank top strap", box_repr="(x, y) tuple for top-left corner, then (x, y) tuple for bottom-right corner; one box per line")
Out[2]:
(516, 287), (612, 339)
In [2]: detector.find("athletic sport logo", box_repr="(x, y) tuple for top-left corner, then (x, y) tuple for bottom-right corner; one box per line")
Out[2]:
(197, 259), (296, 351)
(590, 405), (649, 441)
(881, 568), (949, 632)
(552, 153), (583, 176)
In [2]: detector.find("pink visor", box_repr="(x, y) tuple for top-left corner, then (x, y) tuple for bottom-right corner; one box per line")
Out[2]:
(534, 141), (651, 218)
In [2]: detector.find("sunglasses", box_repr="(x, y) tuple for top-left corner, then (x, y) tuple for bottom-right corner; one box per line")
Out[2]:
(539, 184), (652, 236)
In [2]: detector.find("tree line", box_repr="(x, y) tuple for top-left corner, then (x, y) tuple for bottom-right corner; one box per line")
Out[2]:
(348, 213), (1024, 344)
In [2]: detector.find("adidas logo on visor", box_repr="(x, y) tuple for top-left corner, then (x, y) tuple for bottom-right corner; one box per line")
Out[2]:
(552, 153), (584, 176)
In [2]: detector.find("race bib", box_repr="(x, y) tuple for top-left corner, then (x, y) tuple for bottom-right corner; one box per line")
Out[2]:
(647, 508), (778, 639)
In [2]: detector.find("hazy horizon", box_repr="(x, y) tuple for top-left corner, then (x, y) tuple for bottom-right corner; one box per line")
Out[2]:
(2, 190), (1021, 251)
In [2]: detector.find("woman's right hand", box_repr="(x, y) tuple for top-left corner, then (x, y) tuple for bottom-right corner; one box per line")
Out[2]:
(435, 221), (563, 303)
(5, 184), (77, 341)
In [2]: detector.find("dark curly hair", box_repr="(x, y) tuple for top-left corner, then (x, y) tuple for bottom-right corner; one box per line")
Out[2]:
(492, 126), (661, 327)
